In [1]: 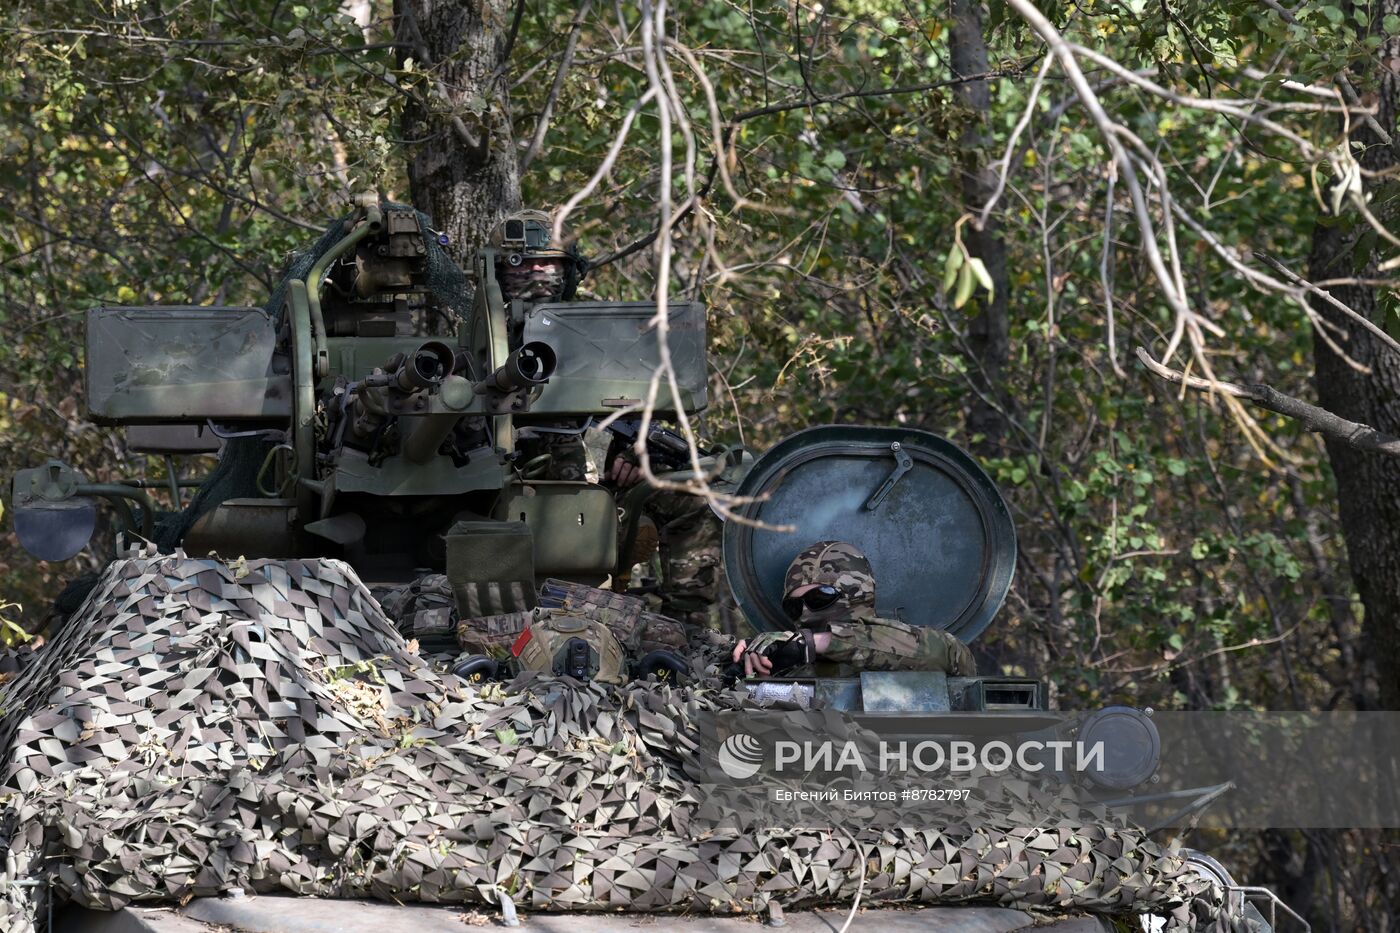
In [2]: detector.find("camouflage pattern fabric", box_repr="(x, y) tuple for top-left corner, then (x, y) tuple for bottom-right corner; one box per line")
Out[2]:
(0, 553), (1238, 932)
(820, 617), (975, 675)
(779, 540), (975, 677)
(643, 489), (742, 635)
(456, 607), (538, 659)
(783, 540), (879, 621)
(376, 573), (457, 651)
(458, 580), (688, 662)
(513, 614), (627, 684)
(538, 579), (689, 654)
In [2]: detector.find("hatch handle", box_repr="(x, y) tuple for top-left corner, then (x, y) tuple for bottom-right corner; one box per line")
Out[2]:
(864, 442), (913, 510)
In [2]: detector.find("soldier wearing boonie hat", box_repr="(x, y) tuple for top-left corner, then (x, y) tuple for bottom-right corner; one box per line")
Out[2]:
(732, 540), (975, 678)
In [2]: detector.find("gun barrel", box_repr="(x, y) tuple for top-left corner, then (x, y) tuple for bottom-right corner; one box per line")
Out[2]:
(475, 341), (557, 395)
(394, 341), (455, 393)
(401, 376), (474, 463)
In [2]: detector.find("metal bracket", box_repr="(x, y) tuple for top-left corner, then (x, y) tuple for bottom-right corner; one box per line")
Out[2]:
(863, 442), (912, 510)
(1235, 885), (1311, 932)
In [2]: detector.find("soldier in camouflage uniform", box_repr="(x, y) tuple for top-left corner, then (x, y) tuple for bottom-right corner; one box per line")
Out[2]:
(636, 488), (739, 635)
(732, 540), (975, 678)
(488, 209), (610, 483)
(489, 209), (728, 632)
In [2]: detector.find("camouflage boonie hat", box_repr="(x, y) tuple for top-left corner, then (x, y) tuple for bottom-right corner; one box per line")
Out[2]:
(784, 540), (877, 621)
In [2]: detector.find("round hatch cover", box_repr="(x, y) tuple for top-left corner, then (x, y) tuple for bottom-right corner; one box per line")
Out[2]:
(722, 426), (1015, 641)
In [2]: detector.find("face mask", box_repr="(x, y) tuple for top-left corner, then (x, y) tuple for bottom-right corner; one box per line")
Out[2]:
(499, 263), (564, 302)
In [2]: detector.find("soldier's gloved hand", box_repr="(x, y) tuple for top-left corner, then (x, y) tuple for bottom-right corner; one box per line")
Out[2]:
(731, 635), (775, 677)
(731, 630), (817, 678)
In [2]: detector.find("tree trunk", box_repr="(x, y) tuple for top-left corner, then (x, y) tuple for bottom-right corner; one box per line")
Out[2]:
(395, 0), (522, 266)
(1307, 2), (1400, 709)
(949, 0), (1011, 451)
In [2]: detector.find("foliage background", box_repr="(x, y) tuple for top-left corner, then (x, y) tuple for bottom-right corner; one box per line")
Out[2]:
(0, 0), (1392, 926)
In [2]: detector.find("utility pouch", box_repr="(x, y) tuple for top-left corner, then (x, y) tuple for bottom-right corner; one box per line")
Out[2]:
(446, 520), (537, 616)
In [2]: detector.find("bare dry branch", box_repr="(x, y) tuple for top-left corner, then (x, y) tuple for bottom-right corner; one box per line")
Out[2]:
(1136, 347), (1400, 457)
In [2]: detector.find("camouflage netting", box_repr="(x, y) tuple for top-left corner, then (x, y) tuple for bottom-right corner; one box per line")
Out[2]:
(0, 555), (1235, 931)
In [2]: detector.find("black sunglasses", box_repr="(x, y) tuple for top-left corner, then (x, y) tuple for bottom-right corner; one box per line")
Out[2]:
(782, 585), (842, 621)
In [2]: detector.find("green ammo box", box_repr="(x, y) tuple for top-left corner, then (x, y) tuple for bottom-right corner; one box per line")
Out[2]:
(493, 482), (618, 582)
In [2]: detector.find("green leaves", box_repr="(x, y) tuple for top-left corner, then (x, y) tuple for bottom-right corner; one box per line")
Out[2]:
(0, 0), (1357, 719)
(953, 257), (977, 308)
(0, 602), (29, 647)
(942, 245), (962, 291)
(942, 227), (995, 310)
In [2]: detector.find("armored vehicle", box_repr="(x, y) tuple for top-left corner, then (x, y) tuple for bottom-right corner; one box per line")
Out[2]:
(11, 198), (709, 606)
(6, 201), (1301, 931)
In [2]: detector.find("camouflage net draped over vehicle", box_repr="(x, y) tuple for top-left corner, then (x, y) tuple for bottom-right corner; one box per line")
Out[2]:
(0, 555), (1230, 931)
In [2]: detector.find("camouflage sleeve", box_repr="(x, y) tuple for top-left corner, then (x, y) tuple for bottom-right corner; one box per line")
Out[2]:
(821, 618), (976, 675)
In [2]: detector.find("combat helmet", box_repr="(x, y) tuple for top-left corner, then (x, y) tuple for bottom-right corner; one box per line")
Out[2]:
(488, 209), (585, 302)
(513, 613), (627, 684)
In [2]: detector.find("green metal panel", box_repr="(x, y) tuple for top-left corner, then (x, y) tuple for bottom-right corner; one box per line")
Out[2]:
(85, 306), (291, 424)
(446, 520), (537, 615)
(518, 301), (708, 417)
(332, 447), (508, 496)
(326, 337), (448, 382)
(722, 426), (1016, 642)
(493, 482), (618, 576)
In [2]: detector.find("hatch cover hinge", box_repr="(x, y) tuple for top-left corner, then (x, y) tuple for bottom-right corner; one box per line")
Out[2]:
(864, 442), (913, 511)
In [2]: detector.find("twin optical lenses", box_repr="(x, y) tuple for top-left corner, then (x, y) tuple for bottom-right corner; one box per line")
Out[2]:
(781, 585), (842, 621)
